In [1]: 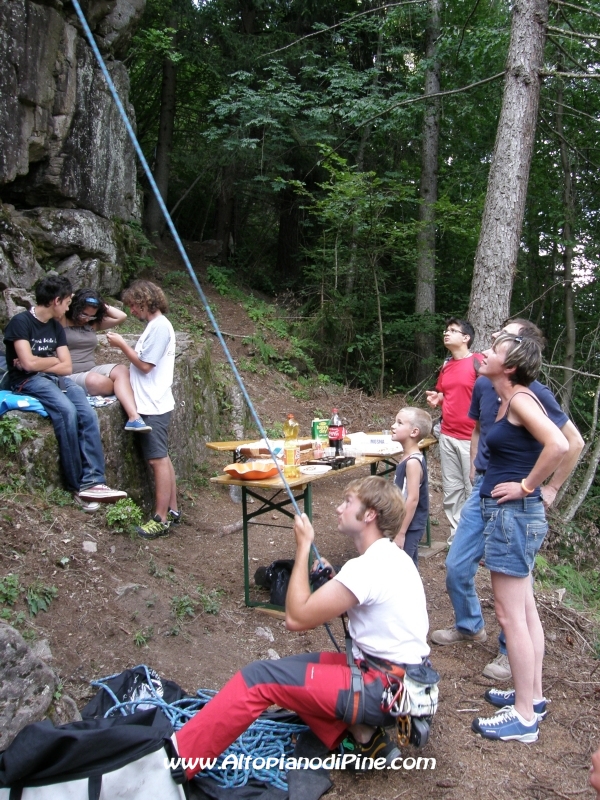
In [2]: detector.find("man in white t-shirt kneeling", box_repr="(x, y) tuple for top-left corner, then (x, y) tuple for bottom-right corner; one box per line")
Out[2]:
(107, 280), (179, 539)
(173, 476), (433, 777)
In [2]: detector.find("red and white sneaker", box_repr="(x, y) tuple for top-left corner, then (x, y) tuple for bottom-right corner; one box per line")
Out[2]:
(78, 484), (127, 503)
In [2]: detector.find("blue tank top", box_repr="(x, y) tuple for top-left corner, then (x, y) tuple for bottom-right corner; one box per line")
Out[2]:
(395, 453), (429, 532)
(480, 392), (544, 498)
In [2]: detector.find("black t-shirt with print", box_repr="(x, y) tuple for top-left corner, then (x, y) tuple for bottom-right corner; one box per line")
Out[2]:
(3, 311), (67, 385)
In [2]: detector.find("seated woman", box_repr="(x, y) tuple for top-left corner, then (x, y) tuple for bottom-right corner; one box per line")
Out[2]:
(59, 288), (151, 432)
(471, 332), (568, 743)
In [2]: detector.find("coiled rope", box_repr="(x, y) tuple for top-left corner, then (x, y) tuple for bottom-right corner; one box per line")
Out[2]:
(92, 665), (308, 789)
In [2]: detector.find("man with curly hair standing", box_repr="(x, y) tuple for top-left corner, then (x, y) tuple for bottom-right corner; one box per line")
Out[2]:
(107, 280), (179, 538)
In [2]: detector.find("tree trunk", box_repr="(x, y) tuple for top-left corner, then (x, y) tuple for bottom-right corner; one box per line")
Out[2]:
(415, 0), (440, 383)
(468, 0), (549, 351)
(345, 27), (384, 296)
(216, 166), (235, 264)
(275, 184), (301, 284)
(556, 75), (576, 413)
(144, 45), (177, 240)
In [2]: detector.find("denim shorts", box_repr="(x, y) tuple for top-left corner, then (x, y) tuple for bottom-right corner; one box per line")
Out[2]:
(481, 496), (548, 578)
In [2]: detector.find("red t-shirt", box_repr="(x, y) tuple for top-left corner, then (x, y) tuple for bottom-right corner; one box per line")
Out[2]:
(436, 353), (483, 440)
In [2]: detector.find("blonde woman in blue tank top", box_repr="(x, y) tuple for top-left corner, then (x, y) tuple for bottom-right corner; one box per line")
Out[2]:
(470, 332), (569, 744)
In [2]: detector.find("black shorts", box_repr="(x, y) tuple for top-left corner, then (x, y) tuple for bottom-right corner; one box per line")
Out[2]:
(138, 412), (172, 460)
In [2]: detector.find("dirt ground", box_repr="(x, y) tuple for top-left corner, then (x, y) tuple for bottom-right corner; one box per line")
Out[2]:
(1, 243), (599, 799)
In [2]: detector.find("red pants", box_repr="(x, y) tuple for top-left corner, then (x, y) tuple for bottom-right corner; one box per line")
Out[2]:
(176, 652), (391, 778)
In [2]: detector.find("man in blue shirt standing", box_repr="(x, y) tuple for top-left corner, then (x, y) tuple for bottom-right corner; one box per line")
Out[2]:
(430, 319), (584, 680)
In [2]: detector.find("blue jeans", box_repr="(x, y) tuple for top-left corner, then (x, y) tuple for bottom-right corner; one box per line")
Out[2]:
(445, 473), (507, 654)
(13, 373), (105, 492)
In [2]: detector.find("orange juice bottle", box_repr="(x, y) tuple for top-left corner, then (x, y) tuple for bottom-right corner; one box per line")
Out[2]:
(283, 414), (300, 478)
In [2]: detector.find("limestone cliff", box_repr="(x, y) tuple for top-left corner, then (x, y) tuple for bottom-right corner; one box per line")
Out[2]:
(0, 0), (145, 323)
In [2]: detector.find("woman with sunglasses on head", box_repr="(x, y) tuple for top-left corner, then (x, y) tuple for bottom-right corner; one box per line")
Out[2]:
(470, 332), (568, 744)
(59, 288), (151, 432)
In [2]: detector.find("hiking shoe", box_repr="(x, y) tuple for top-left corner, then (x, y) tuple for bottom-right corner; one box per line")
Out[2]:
(472, 706), (539, 743)
(136, 515), (171, 540)
(73, 493), (100, 513)
(168, 508), (181, 524)
(483, 653), (512, 680)
(78, 484), (127, 503)
(431, 626), (487, 645)
(484, 688), (548, 720)
(341, 728), (401, 769)
(124, 418), (152, 432)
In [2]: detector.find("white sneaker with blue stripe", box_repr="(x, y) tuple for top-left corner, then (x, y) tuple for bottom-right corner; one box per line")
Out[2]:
(484, 688), (548, 720)
(472, 706), (539, 743)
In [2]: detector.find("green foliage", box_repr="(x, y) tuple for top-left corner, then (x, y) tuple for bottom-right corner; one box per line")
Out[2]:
(114, 220), (157, 282)
(105, 499), (143, 533)
(0, 574), (22, 606)
(536, 555), (600, 609)
(25, 581), (58, 616)
(171, 594), (196, 622)
(0, 417), (35, 454)
(133, 627), (154, 647)
(196, 585), (223, 615)
(45, 487), (72, 507)
(207, 265), (240, 298)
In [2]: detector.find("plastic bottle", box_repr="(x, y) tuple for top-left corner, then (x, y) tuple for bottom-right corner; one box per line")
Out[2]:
(328, 408), (345, 457)
(283, 414), (300, 478)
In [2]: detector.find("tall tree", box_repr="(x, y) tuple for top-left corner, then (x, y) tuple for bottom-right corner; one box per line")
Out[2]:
(468, 0), (549, 350)
(414, 0), (440, 382)
(145, 27), (177, 239)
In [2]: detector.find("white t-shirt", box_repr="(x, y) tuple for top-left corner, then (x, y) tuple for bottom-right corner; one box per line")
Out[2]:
(334, 537), (430, 665)
(130, 314), (176, 415)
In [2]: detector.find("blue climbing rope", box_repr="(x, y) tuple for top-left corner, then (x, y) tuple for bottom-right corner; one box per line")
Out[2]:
(68, 0), (326, 568)
(91, 666), (308, 790)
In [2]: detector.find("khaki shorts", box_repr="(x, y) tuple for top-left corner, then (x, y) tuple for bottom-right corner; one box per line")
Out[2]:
(69, 364), (118, 390)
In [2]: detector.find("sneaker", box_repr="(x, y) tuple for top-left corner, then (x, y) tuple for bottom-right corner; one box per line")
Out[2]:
(484, 688), (548, 720)
(136, 515), (171, 540)
(78, 484), (128, 503)
(472, 706), (539, 743)
(341, 728), (401, 769)
(431, 626), (487, 645)
(73, 493), (100, 513)
(168, 508), (181, 524)
(483, 652), (512, 680)
(124, 418), (152, 432)
(447, 533), (455, 546)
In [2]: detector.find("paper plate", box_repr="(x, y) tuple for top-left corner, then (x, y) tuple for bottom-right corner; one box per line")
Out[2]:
(299, 464), (333, 475)
(224, 460), (280, 481)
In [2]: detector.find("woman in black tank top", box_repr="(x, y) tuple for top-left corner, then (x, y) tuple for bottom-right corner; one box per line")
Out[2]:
(470, 332), (569, 744)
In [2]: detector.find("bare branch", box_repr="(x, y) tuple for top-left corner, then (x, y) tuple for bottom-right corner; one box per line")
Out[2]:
(550, 0), (600, 22)
(547, 24), (600, 43)
(543, 362), (600, 380)
(260, 0), (427, 59)
(358, 71), (506, 129)
(540, 70), (600, 77)
(548, 34), (591, 72)
(545, 96), (600, 126)
(538, 115), (600, 170)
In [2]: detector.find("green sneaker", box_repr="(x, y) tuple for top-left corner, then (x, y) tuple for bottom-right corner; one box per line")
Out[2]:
(136, 515), (171, 540)
(341, 728), (401, 770)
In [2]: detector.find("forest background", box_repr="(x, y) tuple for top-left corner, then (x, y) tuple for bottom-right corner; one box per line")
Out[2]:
(127, 0), (600, 564)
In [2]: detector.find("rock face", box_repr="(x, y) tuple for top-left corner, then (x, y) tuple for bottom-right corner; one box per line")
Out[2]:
(0, 0), (145, 307)
(0, 622), (81, 750)
(6, 334), (220, 507)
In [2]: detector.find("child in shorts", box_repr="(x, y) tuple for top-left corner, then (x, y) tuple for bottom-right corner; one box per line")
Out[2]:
(390, 407), (432, 566)
(106, 280), (179, 538)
